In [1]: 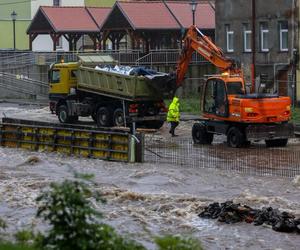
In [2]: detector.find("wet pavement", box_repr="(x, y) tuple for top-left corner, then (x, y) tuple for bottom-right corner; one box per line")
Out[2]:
(0, 102), (299, 249)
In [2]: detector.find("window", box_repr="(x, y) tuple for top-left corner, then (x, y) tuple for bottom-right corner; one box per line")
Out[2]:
(227, 82), (244, 95)
(260, 22), (269, 52)
(70, 70), (77, 79)
(204, 79), (228, 117)
(56, 37), (62, 48)
(225, 25), (234, 52)
(53, 0), (60, 6)
(279, 21), (288, 51)
(243, 24), (252, 52)
(49, 70), (60, 83)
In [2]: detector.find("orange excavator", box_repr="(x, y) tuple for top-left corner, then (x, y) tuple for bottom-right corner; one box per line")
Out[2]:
(176, 25), (294, 147)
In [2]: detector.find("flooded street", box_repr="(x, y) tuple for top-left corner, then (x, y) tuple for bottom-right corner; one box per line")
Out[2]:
(0, 102), (299, 249)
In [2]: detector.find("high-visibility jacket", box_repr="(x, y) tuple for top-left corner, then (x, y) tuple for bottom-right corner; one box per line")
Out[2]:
(167, 97), (180, 122)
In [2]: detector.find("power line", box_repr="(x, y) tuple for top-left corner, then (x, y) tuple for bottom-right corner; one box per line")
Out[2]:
(0, 0), (33, 7)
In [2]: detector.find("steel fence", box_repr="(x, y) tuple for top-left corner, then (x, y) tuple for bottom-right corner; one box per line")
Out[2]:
(144, 136), (300, 178)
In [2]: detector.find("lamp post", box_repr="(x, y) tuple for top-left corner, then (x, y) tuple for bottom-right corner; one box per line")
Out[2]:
(190, 0), (198, 25)
(11, 11), (17, 50)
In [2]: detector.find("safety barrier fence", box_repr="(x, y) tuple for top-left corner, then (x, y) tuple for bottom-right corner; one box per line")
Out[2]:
(0, 118), (144, 163)
(144, 136), (300, 178)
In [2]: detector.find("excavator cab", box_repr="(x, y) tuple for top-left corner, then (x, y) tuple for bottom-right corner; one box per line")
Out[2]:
(203, 78), (229, 117)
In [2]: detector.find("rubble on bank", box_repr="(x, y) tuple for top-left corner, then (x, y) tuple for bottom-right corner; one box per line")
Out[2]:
(199, 201), (300, 234)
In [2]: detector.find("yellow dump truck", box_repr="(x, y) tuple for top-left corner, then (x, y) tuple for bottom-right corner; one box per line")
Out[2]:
(49, 55), (174, 129)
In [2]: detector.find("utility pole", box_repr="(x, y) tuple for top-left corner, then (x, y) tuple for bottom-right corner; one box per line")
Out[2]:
(251, 0), (256, 92)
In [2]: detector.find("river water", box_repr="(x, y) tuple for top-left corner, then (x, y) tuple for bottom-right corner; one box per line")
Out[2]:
(0, 102), (299, 249)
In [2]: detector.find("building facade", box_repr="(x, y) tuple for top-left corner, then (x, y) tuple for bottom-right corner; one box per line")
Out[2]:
(0, 0), (84, 51)
(215, 0), (297, 100)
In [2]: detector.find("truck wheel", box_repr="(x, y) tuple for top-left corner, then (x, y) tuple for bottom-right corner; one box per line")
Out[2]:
(265, 139), (288, 147)
(96, 107), (112, 127)
(58, 105), (70, 123)
(57, 105), (78, 123)
(227, 127), (245, 148)
(192, 123), (213, 144)
(113, 108), (125, 127)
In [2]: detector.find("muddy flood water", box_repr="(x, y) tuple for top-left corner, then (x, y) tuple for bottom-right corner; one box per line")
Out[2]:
(0, 102), (299, 249)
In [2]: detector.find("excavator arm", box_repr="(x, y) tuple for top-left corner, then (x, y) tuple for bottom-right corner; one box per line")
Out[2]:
(176, 25), (241, 87)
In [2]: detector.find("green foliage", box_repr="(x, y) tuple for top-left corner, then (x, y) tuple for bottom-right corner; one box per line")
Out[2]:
(15, 229), (35, 245)
(292, 107), (300, 123)
(36, 179), (145, 250)
(155, 235), (203, 250)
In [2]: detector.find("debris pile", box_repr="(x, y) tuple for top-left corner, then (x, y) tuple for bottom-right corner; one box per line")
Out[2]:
(95, 65), (165, 77)
(199, 201), (300, 234)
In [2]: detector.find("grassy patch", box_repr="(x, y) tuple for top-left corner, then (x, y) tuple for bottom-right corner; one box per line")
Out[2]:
(292, 107), (300, 124)
(165, 98), (201, 114)
(0, 242), (35, 250)
(155, 235), (203, 250)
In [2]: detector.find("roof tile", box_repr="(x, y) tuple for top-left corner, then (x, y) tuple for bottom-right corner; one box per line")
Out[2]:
(166, 1), (215, 29)
(118, 1), (180, 29)
(41, 6), (99, 32)
(87, 7), (111, 28)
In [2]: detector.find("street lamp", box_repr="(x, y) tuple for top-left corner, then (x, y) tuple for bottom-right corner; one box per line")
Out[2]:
(190, 0), (198, 26)
(11, 11), (17, 50)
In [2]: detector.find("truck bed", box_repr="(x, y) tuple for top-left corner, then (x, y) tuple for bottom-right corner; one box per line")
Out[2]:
(77, 66), (173, 101)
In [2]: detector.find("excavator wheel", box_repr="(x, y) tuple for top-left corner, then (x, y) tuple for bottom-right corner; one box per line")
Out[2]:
(192, 123), (213, 144)
(265, 138), (288, 147)
(227, 127), (245, 148)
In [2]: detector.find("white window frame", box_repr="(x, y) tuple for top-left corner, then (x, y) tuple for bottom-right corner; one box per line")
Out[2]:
(243, 29), (252, 52)
(279, 22), (288, 52)
(260, 23), (269, 52)
(53, 0), (61, 6)
(226, 25), (234, 52)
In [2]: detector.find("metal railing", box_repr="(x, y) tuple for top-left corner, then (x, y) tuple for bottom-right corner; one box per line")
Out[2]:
(0, 72), (48, 99)
(136, 49), (208, 66)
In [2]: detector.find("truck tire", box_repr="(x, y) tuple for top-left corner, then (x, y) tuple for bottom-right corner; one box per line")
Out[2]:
(227, 127), (245, 148)
(192, 123), (213, 144)
(265, 138), (288, 147)
(113, 108), (125, 127)
(57, 105), (78, 123)
(96, 107), (112, 127)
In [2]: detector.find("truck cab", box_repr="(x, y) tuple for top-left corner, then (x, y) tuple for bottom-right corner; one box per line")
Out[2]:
(49, 62), (78, 113)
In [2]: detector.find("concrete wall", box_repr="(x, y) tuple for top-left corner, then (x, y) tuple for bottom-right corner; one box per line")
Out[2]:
(0, 20), (30, 50)
(215, 0), (295, 89)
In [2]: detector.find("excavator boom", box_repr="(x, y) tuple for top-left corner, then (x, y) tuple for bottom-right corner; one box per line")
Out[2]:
(176, 25), (241, 87)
